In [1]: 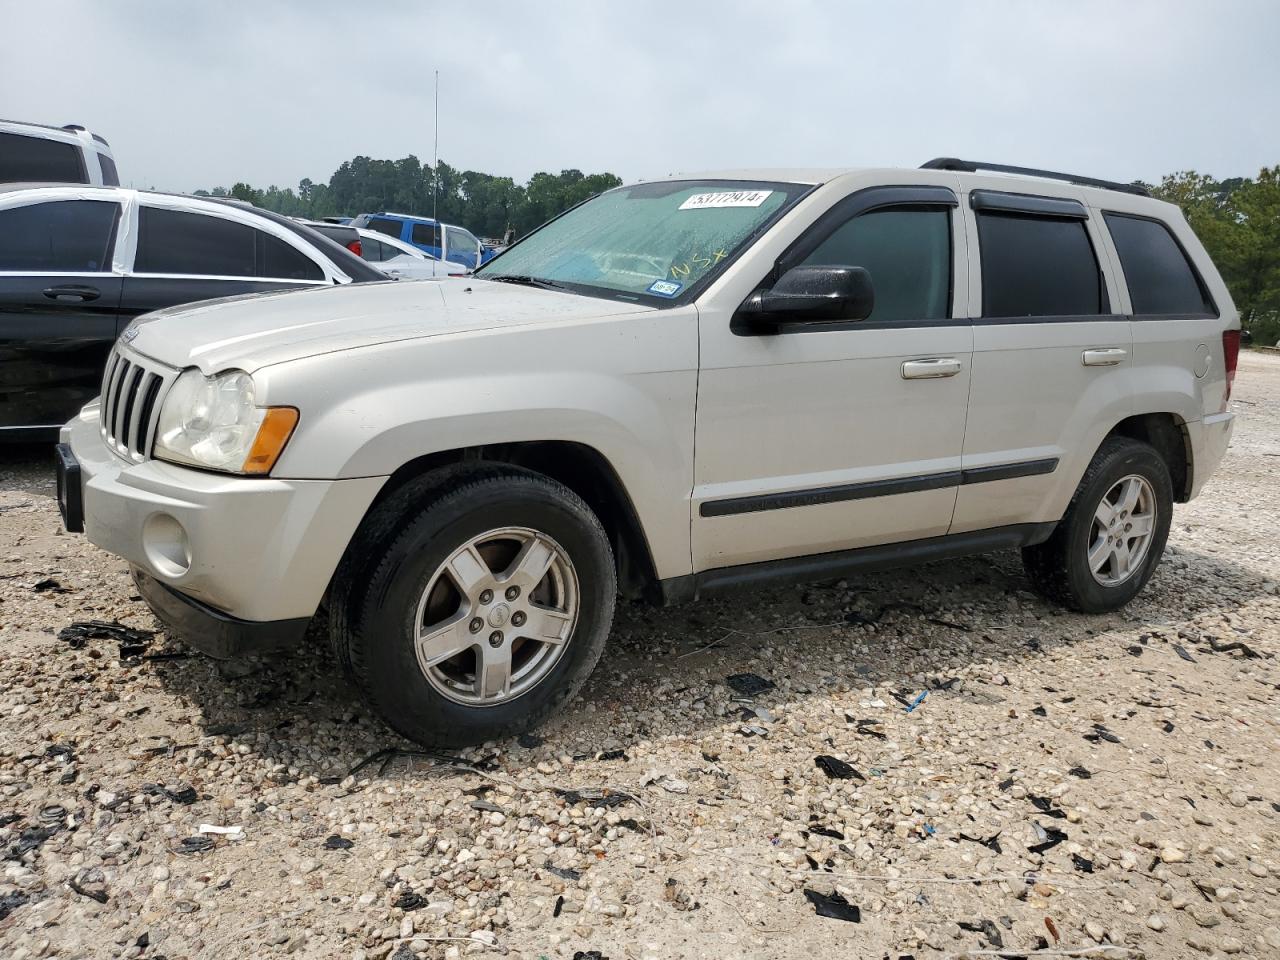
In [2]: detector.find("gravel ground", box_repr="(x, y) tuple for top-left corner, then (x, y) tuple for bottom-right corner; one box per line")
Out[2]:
(2, 352), (1278, 960)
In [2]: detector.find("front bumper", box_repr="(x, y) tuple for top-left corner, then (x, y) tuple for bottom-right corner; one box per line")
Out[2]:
(132, 567), (310, 658)
(62, 401), (385, 636)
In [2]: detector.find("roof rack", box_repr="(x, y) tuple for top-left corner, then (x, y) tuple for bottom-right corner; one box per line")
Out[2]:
(920, 157), (1149, 197)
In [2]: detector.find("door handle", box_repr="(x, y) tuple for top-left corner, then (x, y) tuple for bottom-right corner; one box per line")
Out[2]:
(902, 358), (962, 379)
(1082, 348), (1127, 366)
(43, 284), (101, 303)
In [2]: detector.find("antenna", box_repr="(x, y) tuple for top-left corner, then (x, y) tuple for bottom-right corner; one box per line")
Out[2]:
(432, 70), (439, 225)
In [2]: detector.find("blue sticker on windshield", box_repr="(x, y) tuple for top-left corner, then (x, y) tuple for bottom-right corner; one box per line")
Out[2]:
(647, 279), (683, 298)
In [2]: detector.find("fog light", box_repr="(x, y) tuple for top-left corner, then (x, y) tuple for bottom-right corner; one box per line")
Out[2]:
(143, 513), (191, 577)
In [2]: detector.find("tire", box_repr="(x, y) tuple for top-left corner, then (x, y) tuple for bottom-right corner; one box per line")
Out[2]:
(330, 465), (616, 747)
(1021, 437), (1173, 613)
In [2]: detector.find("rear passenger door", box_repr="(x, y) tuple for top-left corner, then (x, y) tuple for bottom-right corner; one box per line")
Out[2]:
(0, 196), (125, 431)
(120, 204), (328, 316)
(951, 189), (1131, 535)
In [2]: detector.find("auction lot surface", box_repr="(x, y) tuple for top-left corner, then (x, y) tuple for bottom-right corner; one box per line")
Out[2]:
(1, 353), (1277, 960)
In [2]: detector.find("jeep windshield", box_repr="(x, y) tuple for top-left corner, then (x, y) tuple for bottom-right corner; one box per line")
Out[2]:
(474, 179), (809, 305)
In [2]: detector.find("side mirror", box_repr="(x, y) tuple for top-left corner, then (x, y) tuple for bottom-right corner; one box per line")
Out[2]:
(741, 265), (875, 326)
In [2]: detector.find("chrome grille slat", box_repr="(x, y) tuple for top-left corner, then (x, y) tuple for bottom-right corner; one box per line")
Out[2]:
(99, 345), (178, 463)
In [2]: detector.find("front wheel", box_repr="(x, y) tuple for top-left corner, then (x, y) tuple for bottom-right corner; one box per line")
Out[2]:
(1022, 437), (1173, 613)
(332, 467), (616, 747)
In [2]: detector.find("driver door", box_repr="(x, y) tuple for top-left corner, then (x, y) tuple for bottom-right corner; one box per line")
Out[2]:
(691, 186), (973, 573)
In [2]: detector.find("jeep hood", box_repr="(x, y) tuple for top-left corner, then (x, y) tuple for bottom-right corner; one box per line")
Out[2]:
(125, 278), (656, 374)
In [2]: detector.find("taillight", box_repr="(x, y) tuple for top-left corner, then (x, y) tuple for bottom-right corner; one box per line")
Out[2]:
(347, 239), (363, 257)
(1222, 329), (1240, 403)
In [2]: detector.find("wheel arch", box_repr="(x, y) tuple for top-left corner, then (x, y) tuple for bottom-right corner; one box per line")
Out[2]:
(367, 442), (661, 600)
(1103, 412), (1192, 502)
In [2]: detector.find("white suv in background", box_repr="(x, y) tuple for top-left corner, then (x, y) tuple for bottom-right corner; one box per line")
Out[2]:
(59, 158), (1239, 748)
(0, 118), (120, 185)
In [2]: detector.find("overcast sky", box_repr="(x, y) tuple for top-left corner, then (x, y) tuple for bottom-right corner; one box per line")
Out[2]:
(3, 0), (1277, 193)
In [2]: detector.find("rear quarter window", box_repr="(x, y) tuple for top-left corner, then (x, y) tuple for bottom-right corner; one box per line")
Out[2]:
(0, 132), (86, 184)
(97, 153), (120, 186)
(978, 212), (1105, 317)
(1104, 213), (1214, 316)
(366, 218), (402, 239)
(412, 222), (441, 247)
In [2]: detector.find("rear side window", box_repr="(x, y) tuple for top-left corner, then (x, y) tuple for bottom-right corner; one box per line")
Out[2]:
(798, 207), (951, 323)
(260, 233), (324, 281)
(0, 132), (86, 184)
(0, 199), (118, 271)
(1104, 213), (1214, 316)
(411, 222), (441, 247)
(978, 213), (1105, 317)
(135, 207), (256, 276)
(97, 153), (120, 186)
(366, 217), (402, 238)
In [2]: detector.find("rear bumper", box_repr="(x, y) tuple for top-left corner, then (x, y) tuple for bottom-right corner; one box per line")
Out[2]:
(132, 567), (310, 659)
(1187, 411), (1234, 499)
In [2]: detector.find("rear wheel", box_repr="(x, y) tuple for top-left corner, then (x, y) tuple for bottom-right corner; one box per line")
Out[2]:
(331, 467), (616, 747)
(1022, 437), (1173, 612)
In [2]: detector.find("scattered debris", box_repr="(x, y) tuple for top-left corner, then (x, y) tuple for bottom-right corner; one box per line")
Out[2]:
(175, 836), (214, 855)
(33, 578), (70, 594)
(393, 892), (426, 911)
(814, 755), (864, 781)
(803, 887), (861, 922)
(1173, 644), (1197, 663)
(322, 835), (354, 850)
(1028, 826), (1069, 855)
(197, 823), (243, 836)
(958, 918), (1004, 948)
(904, 690), (929, 713)
(56, 620), (154, 654)
(725, 673), (775, 697)
(959, 832), (1003, 855)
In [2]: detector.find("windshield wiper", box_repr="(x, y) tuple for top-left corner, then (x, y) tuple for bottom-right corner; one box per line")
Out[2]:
(482, 274), (568, 291)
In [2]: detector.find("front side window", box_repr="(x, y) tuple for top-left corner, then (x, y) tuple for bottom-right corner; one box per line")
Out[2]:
(1104, 213), (1213, 316)
(978, 212), (1105, 317)
(135, 207), (256, 276)
(446, 225), (477, 255)
(0, 132), (85, 184)
(0, 199), (119, 272)
(476, 179), (807, 303)
(797, 207), (951, 322)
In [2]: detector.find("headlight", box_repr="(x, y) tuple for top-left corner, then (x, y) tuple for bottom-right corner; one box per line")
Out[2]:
(154, 369), (298, 475)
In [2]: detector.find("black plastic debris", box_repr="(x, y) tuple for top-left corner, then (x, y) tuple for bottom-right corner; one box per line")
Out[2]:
(815, 755), (863, 780)
(998, 777), (1015, 791)
(517, 732), (544, 749)
(0, 813), (21, 827)
(1068, 766), (1092, 779)
(470, 799), (505, 814)
(809, 825), (845, 840)
(554, 788), (629, 808)
(1031, 706), (1048, 717)
(1173, 644), (1196, 663)
(323, 835), (354, 850)
(6, 826), (57, 860)
(543, 862), (582, 882)
(1028, 795), (1067, 819)
(959, 832), (1003, 855)
(1028, 826), (1068, 855)
(726, 673), (775, 697)
(143, 783), (197, 805)
(1071, 853), (1095, 873)
(803, 887), (861, 922)
(572, 952), (606, 960)
(175, 836), (214, 855)
(57, 620), (154, 651)
(393, 892), (426, 911)
(0, 891), (30, 921)
(596, 749), (628, 761)
(68, 875), (108, 904)
(1126, 645), (1144, 656)
(958, 919), (1004, 948)
(1083, 723), (1121, 744)
(33, 578), (70, 594)
(848, 716), (887, 739)
(1162, 721), (1175, 734)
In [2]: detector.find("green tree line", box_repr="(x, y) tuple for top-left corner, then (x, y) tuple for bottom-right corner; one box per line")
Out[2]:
(195, 157), (621, 242)
(1150, 167), (1280, 346)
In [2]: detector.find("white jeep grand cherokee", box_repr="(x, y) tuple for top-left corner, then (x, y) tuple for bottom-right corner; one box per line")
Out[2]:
(58, 159), (1239, 747)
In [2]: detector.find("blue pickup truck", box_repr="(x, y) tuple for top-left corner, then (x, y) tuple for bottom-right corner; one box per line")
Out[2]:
(350, 212), (495, 270)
